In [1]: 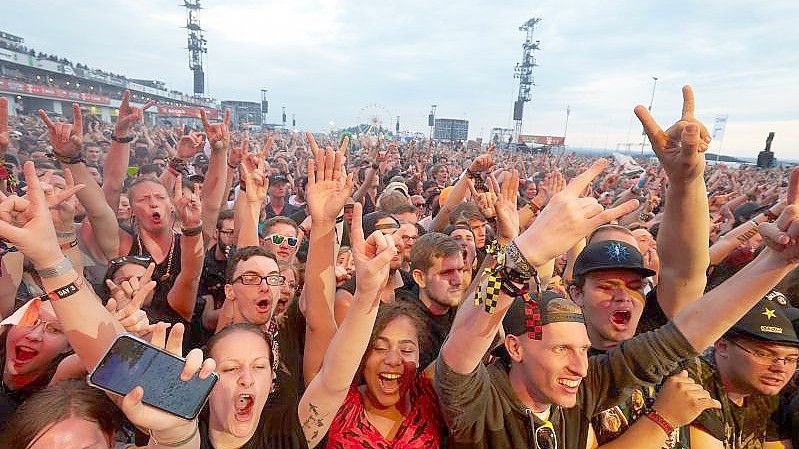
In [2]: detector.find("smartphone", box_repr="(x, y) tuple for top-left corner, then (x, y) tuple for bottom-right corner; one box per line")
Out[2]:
(88, 334), (218, 420)
(636, 173), (647, 189)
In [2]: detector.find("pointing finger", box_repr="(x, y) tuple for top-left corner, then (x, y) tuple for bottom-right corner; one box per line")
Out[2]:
(38, 109), (56, 131)
(563, 158), (609, 197)
(223, 108), (231, 126)
(200, 109), (211, 130)
(787, 167), (799, 206)
(71, 104), (83, 135)
(590, 199), (640, 228)
(681, 85), (695, 121)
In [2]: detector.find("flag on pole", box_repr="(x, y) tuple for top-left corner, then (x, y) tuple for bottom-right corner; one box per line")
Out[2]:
(712, 115), (728, 140)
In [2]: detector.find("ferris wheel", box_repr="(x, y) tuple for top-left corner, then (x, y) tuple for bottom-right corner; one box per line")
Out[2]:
(357, 103), (392, 136)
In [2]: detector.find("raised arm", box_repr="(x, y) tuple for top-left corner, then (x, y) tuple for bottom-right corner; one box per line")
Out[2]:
(301, 133), (353, 385)
(298, 201), (397, 448)
(441, 159), (640, 374)
(103, 90), (154, 210)
(636, 86), (711, 318)
(166, 177), (204, 321)
(199, 109), (231, 247)
(236, 139), (270, 247)
(38, 104), (120, 260)
(430, 147), (495, 232)
(672, 169), (799, 351)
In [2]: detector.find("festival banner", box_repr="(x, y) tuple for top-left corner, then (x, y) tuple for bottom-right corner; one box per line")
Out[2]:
(0, 78), (111, 105)
(518, 134), (565, 145)
(156, 105), (219, 119)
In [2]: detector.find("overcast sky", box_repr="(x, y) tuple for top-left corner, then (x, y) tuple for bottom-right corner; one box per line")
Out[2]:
(3, 0), (798, 157)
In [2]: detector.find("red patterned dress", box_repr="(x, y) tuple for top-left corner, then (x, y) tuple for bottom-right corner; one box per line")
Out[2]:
(324, 376), (445, 448)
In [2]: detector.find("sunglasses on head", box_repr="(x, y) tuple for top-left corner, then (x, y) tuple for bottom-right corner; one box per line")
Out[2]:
(265, 234), (298, 247)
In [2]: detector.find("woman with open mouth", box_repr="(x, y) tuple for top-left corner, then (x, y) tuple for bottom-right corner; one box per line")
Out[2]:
(298, 202), (445, 448)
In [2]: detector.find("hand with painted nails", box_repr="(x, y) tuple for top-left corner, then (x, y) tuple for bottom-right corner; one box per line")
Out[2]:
(38, 103), (83, 157)
(635, 85), (711, 182)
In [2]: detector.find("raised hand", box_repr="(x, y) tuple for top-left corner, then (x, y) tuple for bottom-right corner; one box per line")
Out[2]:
(306, 132), (353, 224)
(489, 170), (520, 243)
(652, 370), (720, 428)
(240, 136), (270, 204)
(349, 202), (397, 299)
(200, 108), (231, 151)
(38, 103), (83, 157)
(469, 144), (495, 173)
(0, 97), (8, 153)
(174, 177), (202, 228)
(176, 131), (205, 160)
(115, 90), (155, 136)
(39, 168), (85, 232)
(119, 322), (215, 441)
(758, 168), (799, 262)
(515, 159), (640, 267)
(0, 161), (62, 268)
(105, 262), (156, 311)
(228, 133), (249, 168)
(635, 85), (711, 182)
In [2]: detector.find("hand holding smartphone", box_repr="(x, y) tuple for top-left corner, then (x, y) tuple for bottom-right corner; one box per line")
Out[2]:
(88, 328), (218, 421)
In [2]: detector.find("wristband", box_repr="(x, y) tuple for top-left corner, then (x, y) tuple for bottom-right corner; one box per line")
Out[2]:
(182, 223), (204, 237)
(37, 276), (84, 302)
(59, 239), (79, 251)
(227, 161), (238, 169)
(645, 410), (674, 436)
(111, 134), (134, 144)
(35, 257), (74, 279)
(48, 152), (85, 165)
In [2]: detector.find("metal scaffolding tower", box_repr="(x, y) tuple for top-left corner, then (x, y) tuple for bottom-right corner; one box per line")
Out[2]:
(183, 0), (207, 95)
(513, 17), (541, 139)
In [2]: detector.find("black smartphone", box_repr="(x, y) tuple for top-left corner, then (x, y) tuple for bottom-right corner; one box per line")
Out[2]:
(88, 334), (218, 420)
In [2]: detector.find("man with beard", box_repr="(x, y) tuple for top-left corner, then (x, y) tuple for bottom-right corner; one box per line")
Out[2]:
(197, 209), (236, 335)
(686, 291), (798, 449)
(402, 232), (464, 368)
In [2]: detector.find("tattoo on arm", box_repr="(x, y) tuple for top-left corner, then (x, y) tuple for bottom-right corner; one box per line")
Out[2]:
(302, 403), (329, 441)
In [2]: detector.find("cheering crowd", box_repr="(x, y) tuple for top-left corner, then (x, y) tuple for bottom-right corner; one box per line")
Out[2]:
(0, 84), (797, 449)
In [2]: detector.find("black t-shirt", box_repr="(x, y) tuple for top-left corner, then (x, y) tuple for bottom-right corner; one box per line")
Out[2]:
(396, 290), (456, 370)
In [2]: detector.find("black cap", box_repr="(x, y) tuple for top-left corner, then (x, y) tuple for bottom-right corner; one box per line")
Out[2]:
(268, 174), (289, 185)
(728, 290), (799, 347)
(490, 291), (585, 358)
(573, 240), (656, 279)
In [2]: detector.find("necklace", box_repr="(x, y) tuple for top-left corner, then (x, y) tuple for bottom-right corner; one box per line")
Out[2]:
(137, 232), (176, 282)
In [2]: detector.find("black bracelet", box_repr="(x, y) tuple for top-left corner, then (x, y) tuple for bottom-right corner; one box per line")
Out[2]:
(111, 134), (134, 144)
(182, 223), (204, 237)
(48, 152), (85, 165)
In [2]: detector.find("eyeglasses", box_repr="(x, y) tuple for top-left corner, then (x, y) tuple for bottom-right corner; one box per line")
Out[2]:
(264, 234), (298, 247)
(535, 420), (557, 449)
(730, 339), (799, 367)
(234, 273), (286, 286)
(22, 318), (64, 336)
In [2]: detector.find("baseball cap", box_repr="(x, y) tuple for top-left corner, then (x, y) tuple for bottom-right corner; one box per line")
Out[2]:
(269, 174), (289, 185)
(573, 240), (656, 279)
(491, 291), (585, 358)
(727, 290), (799, 347)
(385, 181), (409, 198)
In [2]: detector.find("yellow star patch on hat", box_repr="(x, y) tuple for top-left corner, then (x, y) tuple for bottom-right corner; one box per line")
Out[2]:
(762, 308), (777, 320)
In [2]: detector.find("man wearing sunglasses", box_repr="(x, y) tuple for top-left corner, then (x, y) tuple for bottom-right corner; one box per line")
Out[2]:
(260, 216), (300, 263)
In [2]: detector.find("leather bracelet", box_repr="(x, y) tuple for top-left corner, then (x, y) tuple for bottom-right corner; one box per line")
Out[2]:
(182, 223), (204, 237)
(150, 425), (198, 447)
(35, 257), (74, 278)
(111, 134), (134, 144)
(37, 276), (84, 302)
(48, 152), (85, 165)
(227, 162), (238, 169)
(645, 410), (674, 436)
